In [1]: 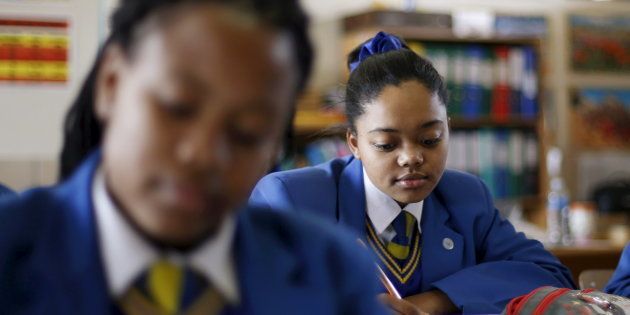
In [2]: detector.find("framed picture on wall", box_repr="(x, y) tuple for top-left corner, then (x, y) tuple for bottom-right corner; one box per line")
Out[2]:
(0, 16), (70, 84)
(570, 87), (630, 149)
(570, 14), (630, 73)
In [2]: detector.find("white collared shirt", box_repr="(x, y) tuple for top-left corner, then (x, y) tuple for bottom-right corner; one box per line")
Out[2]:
(92, 168), (239, 303)
(363, 168), (423, 243)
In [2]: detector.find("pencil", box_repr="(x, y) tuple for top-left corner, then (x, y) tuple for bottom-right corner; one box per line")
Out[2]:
(357, 239), (402, 299)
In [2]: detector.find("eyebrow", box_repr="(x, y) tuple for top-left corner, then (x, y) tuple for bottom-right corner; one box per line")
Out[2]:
(367, 119), (445, 134)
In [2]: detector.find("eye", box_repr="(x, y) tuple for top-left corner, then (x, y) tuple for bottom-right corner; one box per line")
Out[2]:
(228, 126), (266, 147)
(155, 96), (198, 119)
(228, 113), (270, 147)
(421, 137), (442, 147)
(372, 143), (396, 152)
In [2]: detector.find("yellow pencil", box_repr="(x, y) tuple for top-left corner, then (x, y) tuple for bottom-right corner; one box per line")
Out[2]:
(357, 239), (402, 299)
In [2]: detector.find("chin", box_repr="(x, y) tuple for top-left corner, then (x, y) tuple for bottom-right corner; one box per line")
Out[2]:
(146, 216), (218, 249)
(393, 191), (428, 205)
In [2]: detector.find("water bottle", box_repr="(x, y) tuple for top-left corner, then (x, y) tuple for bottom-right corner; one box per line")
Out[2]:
(547, 177), (571, 245)
(546, 148), (572, 246)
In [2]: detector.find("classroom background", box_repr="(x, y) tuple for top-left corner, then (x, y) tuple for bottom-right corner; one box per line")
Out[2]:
(0, 0), (629, 286)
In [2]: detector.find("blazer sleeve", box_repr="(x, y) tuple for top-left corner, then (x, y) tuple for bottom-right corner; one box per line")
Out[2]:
(604, 243), (630, 297)
(249, 174), (296, 213)
(431, 177), (576, 313)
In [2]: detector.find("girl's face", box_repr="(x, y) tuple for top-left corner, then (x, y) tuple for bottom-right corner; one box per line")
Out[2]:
(347, 81), (449, 206)
(96, 5), (297, 247)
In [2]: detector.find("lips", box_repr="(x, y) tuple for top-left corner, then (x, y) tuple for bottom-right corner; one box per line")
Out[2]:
(395, 173), (429, 189)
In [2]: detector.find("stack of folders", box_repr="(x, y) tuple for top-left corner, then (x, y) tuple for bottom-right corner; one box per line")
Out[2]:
(412, 43), (538, 120)
(446, 129), (539, 199)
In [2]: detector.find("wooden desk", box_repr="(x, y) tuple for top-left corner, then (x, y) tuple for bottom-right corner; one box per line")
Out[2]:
(548, 242), (624, 284)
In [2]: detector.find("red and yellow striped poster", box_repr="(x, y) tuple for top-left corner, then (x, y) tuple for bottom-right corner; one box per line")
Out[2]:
(0, 18), (69, 83)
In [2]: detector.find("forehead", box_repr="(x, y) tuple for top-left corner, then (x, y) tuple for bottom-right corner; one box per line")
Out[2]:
(133, 5), (296, 100)
(362, 81), (446, 126)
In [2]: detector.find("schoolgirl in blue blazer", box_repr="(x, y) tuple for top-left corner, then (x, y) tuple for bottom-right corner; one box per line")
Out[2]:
(250, 32), (575, 314)
(0, 2), (390, 314)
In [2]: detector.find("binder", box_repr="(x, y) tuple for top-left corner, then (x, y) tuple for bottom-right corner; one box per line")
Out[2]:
(491, 46), (511, 122)
(521, 46), (538, 118)
(462, 45), (484, 119)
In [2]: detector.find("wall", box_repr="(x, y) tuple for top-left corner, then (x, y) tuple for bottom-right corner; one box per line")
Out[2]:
(0, 0), (103, 189)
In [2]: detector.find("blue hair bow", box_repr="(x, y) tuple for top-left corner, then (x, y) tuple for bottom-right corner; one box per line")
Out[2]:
(349, 31), (405, 72)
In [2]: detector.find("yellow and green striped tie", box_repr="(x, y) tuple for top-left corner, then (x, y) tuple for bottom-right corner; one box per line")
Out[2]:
(386, 211), (417, 260)
(119, 259), (226, 315)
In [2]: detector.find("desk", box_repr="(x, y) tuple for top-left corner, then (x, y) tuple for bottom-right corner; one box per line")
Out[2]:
(548, 243), (623, 284)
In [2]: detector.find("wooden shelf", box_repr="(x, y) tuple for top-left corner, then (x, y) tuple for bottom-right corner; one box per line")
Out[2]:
(450, 117), (538, 129)
(293, 110), (538, 133)
(343, 10), (543, 46)
(379, 26), (542, 46)
(293, 110), (346, 134)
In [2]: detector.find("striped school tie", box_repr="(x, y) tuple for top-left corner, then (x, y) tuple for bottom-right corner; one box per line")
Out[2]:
(119, 259), (226, 315)
(386, 211), (417, 260)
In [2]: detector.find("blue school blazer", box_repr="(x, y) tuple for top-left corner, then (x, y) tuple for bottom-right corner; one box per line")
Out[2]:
(604, 243), (630, 297)
(250, 156), (576, 314)
(0, 152), (387, 315)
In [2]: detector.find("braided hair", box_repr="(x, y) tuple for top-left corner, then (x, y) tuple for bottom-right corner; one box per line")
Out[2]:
(59, 0), (312, 180)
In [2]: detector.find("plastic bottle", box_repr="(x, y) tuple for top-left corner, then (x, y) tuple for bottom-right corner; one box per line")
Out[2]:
(546, 148), (572, 246)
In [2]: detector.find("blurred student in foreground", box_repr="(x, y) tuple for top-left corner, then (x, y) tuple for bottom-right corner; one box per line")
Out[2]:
(0, 1), (396, 314)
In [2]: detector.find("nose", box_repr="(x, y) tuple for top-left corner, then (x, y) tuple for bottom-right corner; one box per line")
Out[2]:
(397, 144), (424, 168)
(176, 119), (230, 172)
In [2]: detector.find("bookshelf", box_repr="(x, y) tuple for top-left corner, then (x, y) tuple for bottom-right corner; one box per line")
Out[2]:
(289, 10), (549, 224)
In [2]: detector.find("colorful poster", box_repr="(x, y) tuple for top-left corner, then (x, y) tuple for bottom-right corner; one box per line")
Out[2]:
(571, 88), (630, 149)
(0, 17), (69, 83)
(570, 15), (630, 73)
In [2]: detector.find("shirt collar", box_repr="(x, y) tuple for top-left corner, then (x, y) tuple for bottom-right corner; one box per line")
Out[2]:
(363, 167), (423, 235)
(92, 168), (239, 303)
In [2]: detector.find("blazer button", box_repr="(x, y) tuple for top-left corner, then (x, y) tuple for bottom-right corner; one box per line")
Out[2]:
(442, 237), (454, 250)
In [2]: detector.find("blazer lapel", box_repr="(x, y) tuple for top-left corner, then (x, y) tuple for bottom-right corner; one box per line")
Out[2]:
(337, 157), (368, 240)
(55, 152), (112, 314)
(419, 192), (464, 291)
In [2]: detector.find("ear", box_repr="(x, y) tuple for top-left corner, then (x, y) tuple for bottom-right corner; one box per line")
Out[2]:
(346, 129), (361, 160)
(94, 44), (127, 125)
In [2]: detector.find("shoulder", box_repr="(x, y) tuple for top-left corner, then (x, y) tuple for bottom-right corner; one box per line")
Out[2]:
(435, 169), (491, 206)
(259, 156), (353, 187)
(0, 186), (67, 267)
(0, 183), (15, 198)
(250, 156), (356, 213)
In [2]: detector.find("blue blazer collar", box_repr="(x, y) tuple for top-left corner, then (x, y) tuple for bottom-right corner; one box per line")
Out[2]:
(419, 189), (464, 291)
(337, 157), (368, 240)
(54, 150), (112, 313)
